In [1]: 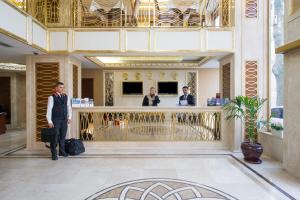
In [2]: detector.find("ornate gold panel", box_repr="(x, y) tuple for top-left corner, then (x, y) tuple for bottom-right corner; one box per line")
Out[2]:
(146, 71), (152, 80)
(79, 111), (221, 141)
(105, 72), (114, 106)
(187, 71), (197, 101)
(222, 63), (230, 99)
(160, 72), (165, 80)
(245, 0), (258, 18)
(73, 64), (78, 98)
(221, 0), (231, 26)
(135, 72), (141, 80)
(36, 62), (59, 141)
(122, 72), (128, 80)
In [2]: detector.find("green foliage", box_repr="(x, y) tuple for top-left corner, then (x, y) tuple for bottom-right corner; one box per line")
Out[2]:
(270, 123), (284, 131)
(223, 96), (267, 144)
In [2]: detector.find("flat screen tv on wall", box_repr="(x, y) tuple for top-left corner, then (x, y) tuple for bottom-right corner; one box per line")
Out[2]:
(157, 81), (178, 95)
(122, 82), (143, 95)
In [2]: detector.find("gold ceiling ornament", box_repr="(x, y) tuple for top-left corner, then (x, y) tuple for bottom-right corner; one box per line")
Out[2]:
(171, 72), (177, 80)
(160, 72), (165, 80)
(146, 71), (152, 80)
(135, 72), (141, 80)
(123, 72), (129, 80)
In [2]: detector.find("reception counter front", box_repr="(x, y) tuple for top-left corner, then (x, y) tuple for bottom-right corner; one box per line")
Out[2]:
(70, 107), (233, 150)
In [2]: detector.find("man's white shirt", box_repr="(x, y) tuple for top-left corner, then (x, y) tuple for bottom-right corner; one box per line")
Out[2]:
(46, 95), (72, 124)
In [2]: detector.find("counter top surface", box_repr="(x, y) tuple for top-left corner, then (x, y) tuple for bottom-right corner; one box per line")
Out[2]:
(72, 106), (223, 111)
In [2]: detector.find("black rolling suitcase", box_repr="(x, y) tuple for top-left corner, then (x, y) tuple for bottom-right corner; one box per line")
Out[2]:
(65, 138), (85, 155)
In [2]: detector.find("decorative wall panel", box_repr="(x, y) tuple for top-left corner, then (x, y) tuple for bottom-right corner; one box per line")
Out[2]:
(245, 61), (258, 138)
(245, 61), (258, 97)
(36, 63), (59, 141)
(73, 65), (78, 98)
(222, 63), (231, 99)
(105, 72), (114, 106)
(187, 72), (197, 104)
(245, 0), (258, 18)
(222, 0), (231, 26)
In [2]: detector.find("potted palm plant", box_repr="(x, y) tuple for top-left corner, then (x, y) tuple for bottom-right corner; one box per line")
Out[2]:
(223, 96), (267, 164)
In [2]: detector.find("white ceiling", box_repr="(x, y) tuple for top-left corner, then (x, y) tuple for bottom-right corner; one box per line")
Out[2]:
(0, 33), (45, 64)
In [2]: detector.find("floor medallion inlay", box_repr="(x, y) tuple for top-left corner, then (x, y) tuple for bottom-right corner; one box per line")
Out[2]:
(86, 178), (238, 200)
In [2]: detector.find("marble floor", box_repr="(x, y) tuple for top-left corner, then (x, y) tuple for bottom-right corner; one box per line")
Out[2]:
(0, 153), (299, 200)
(1, 130), (300, 200)
(0, 129), (26, 155)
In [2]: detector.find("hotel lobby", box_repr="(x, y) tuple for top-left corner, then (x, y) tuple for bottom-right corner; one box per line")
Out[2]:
(1, 0), (300, 199)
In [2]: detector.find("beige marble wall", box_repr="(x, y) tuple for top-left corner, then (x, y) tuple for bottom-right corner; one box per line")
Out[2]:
(283, 48), (300, 177)
(259, 133), (283, 162)
(282, 2), (300, 178)
(16, 73), (26, 128)
(0, 71), (26, 129)
(81, 69), (104, 106)
(198, 69), (219, 106)
(286, 1), (300, 42)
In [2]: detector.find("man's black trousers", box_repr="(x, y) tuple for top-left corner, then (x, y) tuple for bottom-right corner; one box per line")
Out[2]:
(50, 120), (68, 156)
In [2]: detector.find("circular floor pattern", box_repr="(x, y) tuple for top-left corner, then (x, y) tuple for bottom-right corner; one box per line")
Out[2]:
(86, 178), (238, 200)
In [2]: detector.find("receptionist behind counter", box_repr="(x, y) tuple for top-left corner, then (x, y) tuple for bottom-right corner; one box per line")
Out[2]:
(142, 87), (160, 106)
(179, 86), (195, 106)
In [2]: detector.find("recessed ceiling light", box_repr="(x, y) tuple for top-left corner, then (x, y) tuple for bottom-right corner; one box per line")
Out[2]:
(0, 63), (26, 71)
(95, 56), (183, 63)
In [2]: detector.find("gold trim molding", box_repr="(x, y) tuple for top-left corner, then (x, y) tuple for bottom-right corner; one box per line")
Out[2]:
(276, 39), (300, 54)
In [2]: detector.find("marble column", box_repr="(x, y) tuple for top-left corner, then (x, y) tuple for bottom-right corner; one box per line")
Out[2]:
(26, 55), (81, 149)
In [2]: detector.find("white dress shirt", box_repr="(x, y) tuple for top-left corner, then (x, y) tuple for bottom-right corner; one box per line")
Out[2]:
(46, 95), (72, 124)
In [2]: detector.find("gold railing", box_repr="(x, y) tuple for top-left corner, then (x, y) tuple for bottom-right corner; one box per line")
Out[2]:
(7, 0), (232, 28)
(7, 0), (27, 10)
(79, 111), (221, 141)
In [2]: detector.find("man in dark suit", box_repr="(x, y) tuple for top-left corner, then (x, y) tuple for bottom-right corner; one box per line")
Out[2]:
(46, 82), (72, 160)
(179, 86), (195, 106)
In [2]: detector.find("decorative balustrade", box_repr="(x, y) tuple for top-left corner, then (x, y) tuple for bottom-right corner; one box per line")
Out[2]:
(7, 0), (233, 28)
(73, 107), (222, 141)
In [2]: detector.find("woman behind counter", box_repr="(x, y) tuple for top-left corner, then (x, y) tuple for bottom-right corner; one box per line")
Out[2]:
(142, 87), (160, 106)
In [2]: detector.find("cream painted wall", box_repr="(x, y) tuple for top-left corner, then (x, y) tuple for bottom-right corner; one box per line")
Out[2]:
(81, 69), (104, 106)
(197, 69), (220, 106)
(0, 71), (26, 129)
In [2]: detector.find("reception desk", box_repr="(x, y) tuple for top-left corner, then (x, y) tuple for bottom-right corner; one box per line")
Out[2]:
(70, 107), (233, 149)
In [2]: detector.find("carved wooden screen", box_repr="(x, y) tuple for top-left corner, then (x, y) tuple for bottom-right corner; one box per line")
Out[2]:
(245, 60), (258, 138)
(36, 63), (59, 141)
(245, 61), (258, 97)
(222, 63), (231, 99)
(73, 65), (78, 98)
(245, 0), (258, 18)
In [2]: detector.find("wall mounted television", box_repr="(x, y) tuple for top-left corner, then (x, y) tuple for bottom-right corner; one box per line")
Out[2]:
(157, 81), (178, 95)
(122, 81), (143, 95)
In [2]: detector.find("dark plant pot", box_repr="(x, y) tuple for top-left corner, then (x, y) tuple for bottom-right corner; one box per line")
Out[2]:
(241, 142), (263, 164)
